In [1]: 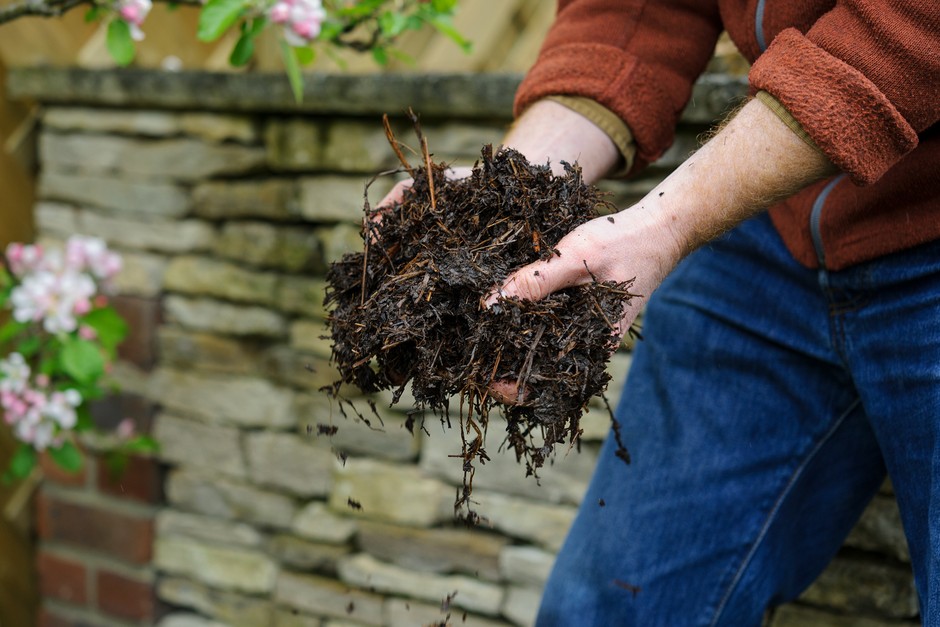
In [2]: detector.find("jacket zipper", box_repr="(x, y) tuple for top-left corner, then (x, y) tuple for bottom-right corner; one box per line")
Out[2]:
(810, 174), (846, 272)
(755, 0), (768, 52)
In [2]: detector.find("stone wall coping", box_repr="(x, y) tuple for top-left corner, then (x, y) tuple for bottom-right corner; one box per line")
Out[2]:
(7, 68), (747, 122)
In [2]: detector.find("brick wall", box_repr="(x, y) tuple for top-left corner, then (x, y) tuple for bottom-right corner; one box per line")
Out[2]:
(8, 68), (920, 627)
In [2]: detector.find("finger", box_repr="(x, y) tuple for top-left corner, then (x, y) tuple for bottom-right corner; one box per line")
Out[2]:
(489, 379), (530, 405)
(483, 255), (582, 307)
(376, 179), (413, 212)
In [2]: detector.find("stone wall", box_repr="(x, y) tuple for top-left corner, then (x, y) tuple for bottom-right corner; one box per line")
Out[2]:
(9, 68), (919, 627)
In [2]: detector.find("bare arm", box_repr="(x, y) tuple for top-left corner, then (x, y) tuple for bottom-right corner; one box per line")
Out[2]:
(495, 97), (837, 334)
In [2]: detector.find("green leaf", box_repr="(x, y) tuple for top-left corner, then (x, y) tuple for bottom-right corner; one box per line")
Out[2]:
(371, 46), (389, 65)
(124, 435), (160, 454)
(84, 6), (102, 22)
(295, 46), (316, 66)
(106, 19), (136, 66)
(230, 32), (255, 67)
(426, 14), (471, 52)
(318, 20), (344, 41)
(246, 16), (267, 37)
(49, 441), (84, 473)
(197, 0), (247, 42)
(81, 306), (128, 353)
(16, 336), (42, 359)
(431, 0), (458, 12)
(60, 338), (105, 385)
(6, 444), (36, 482)
(279, 39), (305, 103)
(378, 11), (409, 38)
(0, 320), (28, 345)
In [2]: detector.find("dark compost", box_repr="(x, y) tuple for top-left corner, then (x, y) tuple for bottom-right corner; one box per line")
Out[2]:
(325, 118), (636, 516)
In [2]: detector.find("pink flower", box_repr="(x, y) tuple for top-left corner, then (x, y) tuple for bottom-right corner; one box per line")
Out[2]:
(117, 418), (136, 439)
(270, 0), (326, 46)
(79, 326), (97, 341)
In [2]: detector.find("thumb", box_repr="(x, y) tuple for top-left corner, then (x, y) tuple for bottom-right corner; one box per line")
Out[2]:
(484, 255), (583, 307)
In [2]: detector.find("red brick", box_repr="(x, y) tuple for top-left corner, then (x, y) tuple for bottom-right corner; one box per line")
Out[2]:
(112, 295), (162, 370)
(39, 451), (90, 488)
(36, 551), (87, 605)
(89, 392), (156, 434)
(36, 494), (153, 564)
(96, 570), (156, 621)
(97, 455), (164, 505)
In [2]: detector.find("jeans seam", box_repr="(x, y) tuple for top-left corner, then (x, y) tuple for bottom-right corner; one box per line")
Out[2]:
(707, 397), (863, 627)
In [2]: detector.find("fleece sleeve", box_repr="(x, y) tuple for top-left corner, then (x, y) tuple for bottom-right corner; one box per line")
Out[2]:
(513, 0), (723, 174)
(749, 1), (940, 185)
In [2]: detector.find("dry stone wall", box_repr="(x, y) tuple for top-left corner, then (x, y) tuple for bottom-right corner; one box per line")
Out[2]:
(10, 68), (919, 627)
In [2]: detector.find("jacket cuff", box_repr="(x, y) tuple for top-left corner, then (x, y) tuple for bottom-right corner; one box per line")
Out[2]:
(754, 91), (822, 154)
(749, 29), (917, 186)
(546, 95), (637, 178)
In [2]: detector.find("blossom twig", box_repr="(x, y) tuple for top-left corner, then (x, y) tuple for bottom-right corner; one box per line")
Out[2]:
(0, 0), (199, 25)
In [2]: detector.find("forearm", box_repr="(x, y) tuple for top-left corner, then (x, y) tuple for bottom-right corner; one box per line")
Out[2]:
(503, 99), (622, 183)
(647, 97), (837, 260)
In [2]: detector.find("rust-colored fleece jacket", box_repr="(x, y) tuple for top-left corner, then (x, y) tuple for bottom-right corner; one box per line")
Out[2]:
(514, 0), (940, 270)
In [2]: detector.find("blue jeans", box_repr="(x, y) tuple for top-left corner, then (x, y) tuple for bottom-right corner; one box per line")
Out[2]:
(537, 213), (940, 626)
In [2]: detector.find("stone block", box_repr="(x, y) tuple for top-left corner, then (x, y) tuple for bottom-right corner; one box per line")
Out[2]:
(471, 492), (576, 552)
(44, 106), (181, 136)
(245, 431), (334, 497)
(298, 176), (376, 223)
(292, 502), (358, 545)
(34, 201), (78, 234)
(268, 534), (351, 572)
(275, 571), (383, 626)
(277, 277), (329, 319)
(40, 171), (189, 217)
(329, 458), (451, 527)
(158, 327), (265, 376)
(266, 119), (326, 171)
(164, 295), (287, 338)
(157, 613), (231, 627)
(150, 367), (295, 428)
(80, 211), (216, 253)
(158, 576), (274, 627)
(214, 221), (322, 272)
(164, 256), (279, 305)
(155, 536), (278, 593)
(420, 416), (598, 506)
(845, 494), (910, 563)
(153, 413), (246, 477)
(501, 586), (541, 627)
(798, 556), (918, 619)
(384, 598), (511, 627)
(179, 113), (259, 144)
(314, 223), (363, 266)
(322, 121), (400, 173)
(156, 509), (263, 548)
(112, 250), (169, 298)
(192, 179), (302, 221)
(499, 546), (555, 588)
(769, 604), (919, 627)
(41, 132), (266, 181)
(356, 520), (506, 581)
(166, 469), (297, 529)
(296, 393), (420, 462)
(273, 608), (321, 627)
(289, 321), (332, 357)
(420, 122), (506, 162)
(262, 346), (338, 390)
(338, 553), (504, 616)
